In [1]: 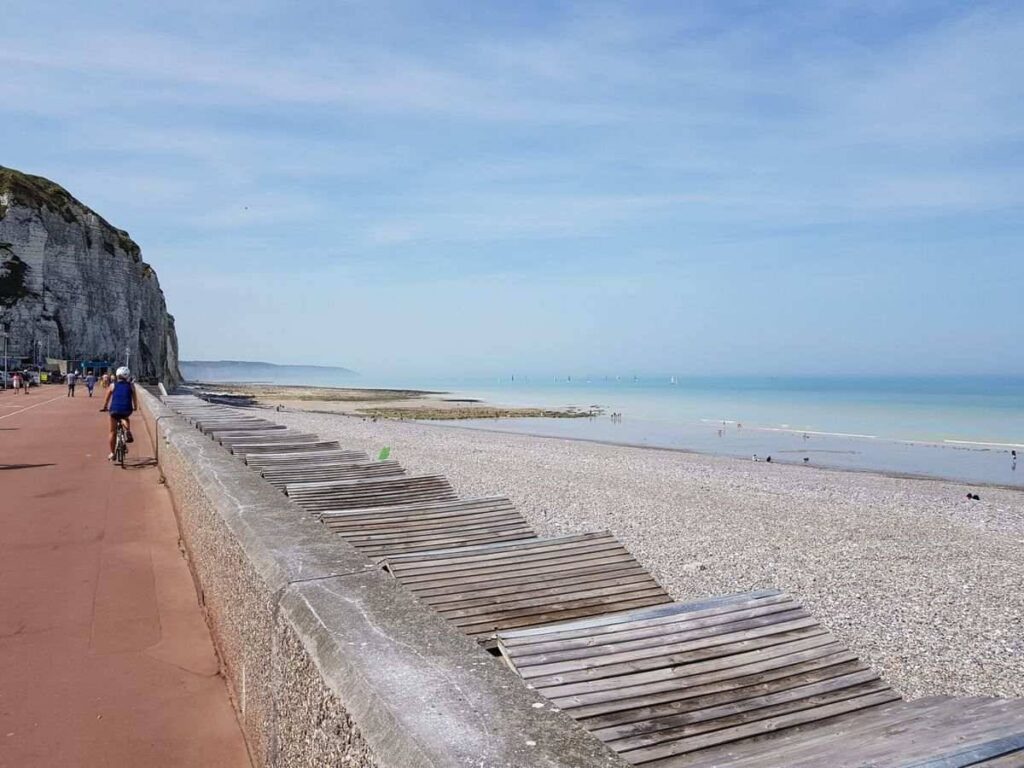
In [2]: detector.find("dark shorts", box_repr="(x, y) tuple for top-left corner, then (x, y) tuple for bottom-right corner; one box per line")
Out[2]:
(109, 411), (132, 422)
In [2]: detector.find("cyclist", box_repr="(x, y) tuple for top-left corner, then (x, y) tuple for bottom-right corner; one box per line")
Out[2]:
(102, 366), (136, 460)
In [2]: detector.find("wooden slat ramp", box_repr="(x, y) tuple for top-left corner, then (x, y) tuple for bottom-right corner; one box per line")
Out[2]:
(261, 460), (406, 489)
(285, 475), (457, 513)
(495, 591), (1024, 767)
(229, 440), (342, 456)
(216, 431), (320, 447)
(244, 449), (370, 469)
(382, 532), (673, 642)
(320, 497), (537, 560)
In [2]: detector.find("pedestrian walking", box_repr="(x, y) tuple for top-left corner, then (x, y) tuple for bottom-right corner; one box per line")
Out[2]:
(21, 370), (29, 395)
(12, 371), (21, 394)
(67, 370), (77, 397)
(85, 371), (96, 397)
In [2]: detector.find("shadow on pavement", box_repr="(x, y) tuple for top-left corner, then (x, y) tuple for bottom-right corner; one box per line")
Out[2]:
(0, 463), (57, 470)
(123, 457), (158, 470)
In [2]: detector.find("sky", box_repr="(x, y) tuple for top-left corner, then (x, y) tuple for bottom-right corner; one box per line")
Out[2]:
(2, 0), (1022, 377)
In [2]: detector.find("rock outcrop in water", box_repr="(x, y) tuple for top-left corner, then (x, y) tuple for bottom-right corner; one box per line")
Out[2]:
(0, 166), (181, 383)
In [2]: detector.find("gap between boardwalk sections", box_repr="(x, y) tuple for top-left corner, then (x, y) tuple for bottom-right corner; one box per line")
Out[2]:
(145, 388), (1024, 768)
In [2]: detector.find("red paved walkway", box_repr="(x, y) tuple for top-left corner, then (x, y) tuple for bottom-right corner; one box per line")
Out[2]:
(0, 386), (251, 767)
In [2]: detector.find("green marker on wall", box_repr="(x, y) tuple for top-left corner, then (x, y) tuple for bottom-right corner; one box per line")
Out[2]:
(378, 447), (390, 461)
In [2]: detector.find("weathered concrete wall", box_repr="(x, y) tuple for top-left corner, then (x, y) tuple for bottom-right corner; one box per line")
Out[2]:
(138, 388), (626, 768)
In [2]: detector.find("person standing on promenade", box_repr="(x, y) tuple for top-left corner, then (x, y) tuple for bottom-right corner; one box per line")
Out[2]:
(101, 366), (136, 460)
(85, 371), (96, 397)
(66, 369), (77, 397)
(11, 370), (21, 394)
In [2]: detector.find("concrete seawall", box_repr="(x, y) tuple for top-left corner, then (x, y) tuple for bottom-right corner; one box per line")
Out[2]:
(137, 388), (624, 767)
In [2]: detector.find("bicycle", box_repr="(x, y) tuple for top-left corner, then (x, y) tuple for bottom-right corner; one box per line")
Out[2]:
(113, 418), (129, 467)
(102, 407), (129, 467)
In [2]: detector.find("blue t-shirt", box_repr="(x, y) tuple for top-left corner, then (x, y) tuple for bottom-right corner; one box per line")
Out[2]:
(110, 381), (134, 414)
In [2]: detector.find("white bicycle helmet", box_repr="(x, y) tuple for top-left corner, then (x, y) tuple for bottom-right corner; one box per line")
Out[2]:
(116, 366), (131, 379)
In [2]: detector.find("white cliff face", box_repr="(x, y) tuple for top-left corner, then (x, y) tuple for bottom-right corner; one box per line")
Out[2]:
(0, 167), (181, 383)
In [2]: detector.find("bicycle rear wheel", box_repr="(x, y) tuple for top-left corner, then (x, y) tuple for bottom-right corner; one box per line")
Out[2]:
(115, 426), (127, 467)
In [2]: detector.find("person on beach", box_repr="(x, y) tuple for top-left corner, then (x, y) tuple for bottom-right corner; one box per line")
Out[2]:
(85, 371), (96, 397)
(66, 370), (77, 397)
(101, 366), (136, 460)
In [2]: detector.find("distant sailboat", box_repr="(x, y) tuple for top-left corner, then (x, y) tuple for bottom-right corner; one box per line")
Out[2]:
(670, 376), (678, 385)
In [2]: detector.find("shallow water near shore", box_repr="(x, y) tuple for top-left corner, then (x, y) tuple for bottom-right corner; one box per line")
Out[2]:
(189, 368), (1024, 486)
(430, 414), (1022, 488)
(386, 375), (1023, 487)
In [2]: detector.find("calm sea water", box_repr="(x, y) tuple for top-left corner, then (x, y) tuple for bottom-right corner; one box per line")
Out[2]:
(187, 367), (1024, 487)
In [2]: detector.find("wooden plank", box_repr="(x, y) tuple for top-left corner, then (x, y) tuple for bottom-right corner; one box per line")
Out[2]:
(245, 450), (369, 467)
(696, 697), (959, 768)
(357, 531), (538, 559)
(218, 431), (318, 446)
(596, 670), (884, 744)
(568, 648), (860, 718)
(579, 655), (867, 726)
(262, 461), (406, 488)
(395, 553), (653, 592)
(385, 532), (671, 641)
(320, 497), (517, 523)
(231, 440), (341, 455)
(526, 623), (829, 689)
(621, 688), (901, 763)
(710, 699), (1024, 768)
(542, 636), (841, 703)
(286, 475), (457, 512)
(500, 591), (787, 647)
(318, 495), (539, 560)
(507, 602), (808, 665)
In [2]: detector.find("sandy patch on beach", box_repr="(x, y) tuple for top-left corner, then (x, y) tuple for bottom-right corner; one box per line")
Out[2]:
(268, 408), (1024, 700)
(190, 382), (595, 419)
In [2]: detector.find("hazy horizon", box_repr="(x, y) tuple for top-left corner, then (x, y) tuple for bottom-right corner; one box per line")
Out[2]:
(3, 1), (1022, 378)
(180, 358), (1024, 383)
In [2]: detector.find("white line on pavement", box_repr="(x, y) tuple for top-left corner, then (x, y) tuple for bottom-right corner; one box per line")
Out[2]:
(0, 394), (67, 421)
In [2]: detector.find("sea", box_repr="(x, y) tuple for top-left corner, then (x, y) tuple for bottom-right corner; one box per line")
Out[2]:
(185, 365), (1024, 488)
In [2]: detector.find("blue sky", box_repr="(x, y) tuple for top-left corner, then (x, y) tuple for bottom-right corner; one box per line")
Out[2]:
(2, 0), (1021, 376)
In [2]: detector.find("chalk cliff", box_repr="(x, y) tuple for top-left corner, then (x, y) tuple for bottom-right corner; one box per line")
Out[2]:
(0, 166), (181, 383)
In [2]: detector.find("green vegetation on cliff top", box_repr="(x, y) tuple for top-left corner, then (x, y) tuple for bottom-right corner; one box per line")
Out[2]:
(0, 165), (142, 261)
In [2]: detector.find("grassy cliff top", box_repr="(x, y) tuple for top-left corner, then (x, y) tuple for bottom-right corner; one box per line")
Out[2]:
(0, 165), (142, 261)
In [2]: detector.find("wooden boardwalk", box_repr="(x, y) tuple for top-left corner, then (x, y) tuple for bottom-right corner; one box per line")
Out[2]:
(161, 394), (1024, 766)
(497, 591), (1024, 766)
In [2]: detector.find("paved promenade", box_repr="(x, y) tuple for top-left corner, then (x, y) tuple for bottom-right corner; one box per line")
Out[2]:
(0, 387), (250, 767)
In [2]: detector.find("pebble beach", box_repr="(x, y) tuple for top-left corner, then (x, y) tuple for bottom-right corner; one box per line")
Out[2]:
(271, 407), (1024, 700)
